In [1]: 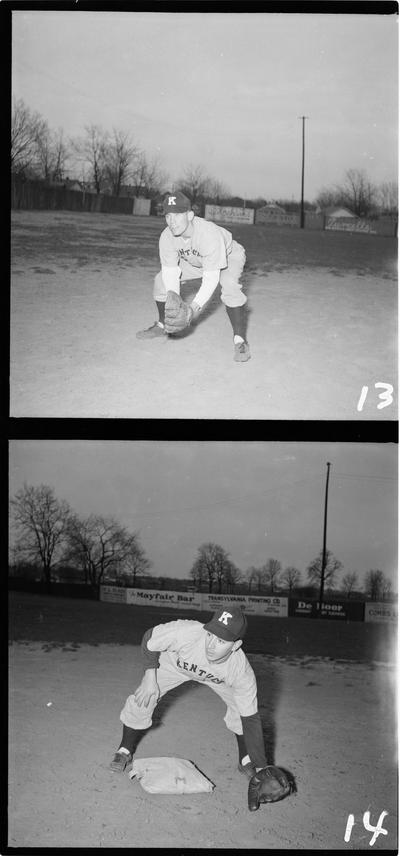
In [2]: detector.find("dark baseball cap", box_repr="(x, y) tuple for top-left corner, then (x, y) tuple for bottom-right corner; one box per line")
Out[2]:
(203, 605), (247, 642)
(163, 191), (192, 214)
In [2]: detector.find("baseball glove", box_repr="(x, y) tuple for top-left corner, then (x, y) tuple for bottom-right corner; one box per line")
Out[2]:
(248, 765), (292, 811)
(164, 290), (193, 334)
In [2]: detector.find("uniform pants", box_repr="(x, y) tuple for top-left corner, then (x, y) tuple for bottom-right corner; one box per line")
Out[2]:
(153, 240), (247, 308)
(120, 653), (243, 734)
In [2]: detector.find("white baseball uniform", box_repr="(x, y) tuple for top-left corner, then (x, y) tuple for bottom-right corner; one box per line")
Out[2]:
(120, 619), (267, 767)
(153, 217), (247, 308)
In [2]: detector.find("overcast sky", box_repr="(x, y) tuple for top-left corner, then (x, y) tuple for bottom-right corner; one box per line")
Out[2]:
(8, 441), (398, 590)
(11, 10), (398, 201)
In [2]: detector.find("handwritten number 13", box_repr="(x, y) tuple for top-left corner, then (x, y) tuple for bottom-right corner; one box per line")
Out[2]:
(357, 383), (394, 412)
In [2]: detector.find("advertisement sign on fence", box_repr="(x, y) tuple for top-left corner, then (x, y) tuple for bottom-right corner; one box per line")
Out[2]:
(201, 593), (288, 617)
(325, 216), (377, 234)
(126, 589), (203, 610)
(100, 585), (127, 603)
(205, 205), (255, 225)
(100, 587), (366, 622)
(364, 602), (397, 623)
(289, 599), (365, 621)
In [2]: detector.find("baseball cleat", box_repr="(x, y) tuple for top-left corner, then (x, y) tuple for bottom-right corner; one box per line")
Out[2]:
(238, 760), (257, 779)
(136, 322), (167, 339)
(109, 751), (133, 772)
(234, 341), (251, 362)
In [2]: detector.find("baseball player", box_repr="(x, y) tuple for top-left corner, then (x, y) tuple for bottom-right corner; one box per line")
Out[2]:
(109, 604), (268, 778)
(136, 192), (251, 362)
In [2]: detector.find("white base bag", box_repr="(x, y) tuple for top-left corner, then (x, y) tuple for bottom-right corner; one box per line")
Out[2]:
(128, 756), (215, 795)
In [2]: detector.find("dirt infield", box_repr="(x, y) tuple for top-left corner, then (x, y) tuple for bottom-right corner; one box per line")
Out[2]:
(10, 210), (397, 420)
(8, 594), (398, 849)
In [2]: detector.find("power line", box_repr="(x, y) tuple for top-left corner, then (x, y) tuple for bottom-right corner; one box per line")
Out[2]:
(332, 473), (396, 482)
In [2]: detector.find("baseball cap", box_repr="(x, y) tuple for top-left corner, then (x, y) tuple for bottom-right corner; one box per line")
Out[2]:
(203, 605), (247, 642)
(163, 191), (192, 214)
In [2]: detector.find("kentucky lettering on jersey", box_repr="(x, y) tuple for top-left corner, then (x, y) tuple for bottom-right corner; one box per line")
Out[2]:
(146, 619), (258, 717)
(175, 657), (224, 683)
(159, 216), (234, 272)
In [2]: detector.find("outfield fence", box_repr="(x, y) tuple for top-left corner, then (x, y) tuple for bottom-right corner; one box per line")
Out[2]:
(100, 585), (397, 624)
(11, 175), (150, 216)
(8, 579), (396, 624)
(12, 177), (397, 235)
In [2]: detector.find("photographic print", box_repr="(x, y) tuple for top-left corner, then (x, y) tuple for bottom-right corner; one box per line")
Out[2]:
(9, 10), (398, 419)
(8, 439), (398, 848)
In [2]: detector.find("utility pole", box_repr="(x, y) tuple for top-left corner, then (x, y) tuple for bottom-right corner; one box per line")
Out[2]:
(319, 461), (331, 608)
(298, 116), (308, 229)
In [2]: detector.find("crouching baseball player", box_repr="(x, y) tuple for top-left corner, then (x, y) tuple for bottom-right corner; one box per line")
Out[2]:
(110, 605), (268, 778)
(136, 192), (251, 362)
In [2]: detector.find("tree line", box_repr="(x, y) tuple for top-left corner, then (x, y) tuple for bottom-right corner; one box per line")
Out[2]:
(10, 484), (152, 596)
(189, 544), (392, 602)
(11, 98), (398, 217)
(9, 483), (393, 603)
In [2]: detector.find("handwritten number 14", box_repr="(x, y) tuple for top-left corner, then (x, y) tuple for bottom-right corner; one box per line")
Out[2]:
(344, 811), (389, 846)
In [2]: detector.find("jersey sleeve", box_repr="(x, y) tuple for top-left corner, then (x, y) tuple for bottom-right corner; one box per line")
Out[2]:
(142, 619), (200, 670)
(241, 712), (268, 768)
(159, 228), (180, 266)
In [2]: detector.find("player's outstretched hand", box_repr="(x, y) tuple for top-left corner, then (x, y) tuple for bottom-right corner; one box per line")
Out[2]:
(133, 671), (160, 708)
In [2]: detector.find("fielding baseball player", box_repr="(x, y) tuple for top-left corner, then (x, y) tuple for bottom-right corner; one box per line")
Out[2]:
(110, 605), (268, 779)
(136, 191), (251, 362)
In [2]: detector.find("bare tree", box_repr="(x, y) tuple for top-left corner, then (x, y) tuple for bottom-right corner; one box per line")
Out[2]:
(213, 547), (234, 594)
(206, 178), (231, 204)
(224, 564), (243, 593)
(10, 484), (71, 587)
(190, 557), (206, 590)
(71, 124), (109, 193)
(50, 128), (70, 182)
(245, 566), (258, 593)
(341, 571), (359, 599)
(280, 566), (301, 594)
(315, 187), (343, 212)
(131, 152), (169, 198)
(64, 514), (131, 596)
(32, 121), (70, 182)
(377, 180), (398, 215)
(381, 578), (393, 601)
(262, 558), (281, 594)
(338, 168), (377, 217)
(364, 569), (385, 601)
(316, 169), (380, 218)
(246, 565), (265, 594)
(307, 549), (343, 592)
(190, 542), (232, 593)
(121, 532), (152, 586)
(175, 164), (212, 206)
(103, 128), (140, 196)
(11, 98), (46, 176)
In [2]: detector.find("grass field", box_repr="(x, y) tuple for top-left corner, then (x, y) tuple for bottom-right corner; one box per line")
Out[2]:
(11, 210), (397, 277)
(9, 591), (396, 664)
(10, 210), (397, 419)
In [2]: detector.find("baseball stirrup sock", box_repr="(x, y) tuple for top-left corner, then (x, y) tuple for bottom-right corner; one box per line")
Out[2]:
(118, 725), (147, 754)
(235, 732), (247, 761)
(225, 306), (247, 340)
(156, 300), (166, 324)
